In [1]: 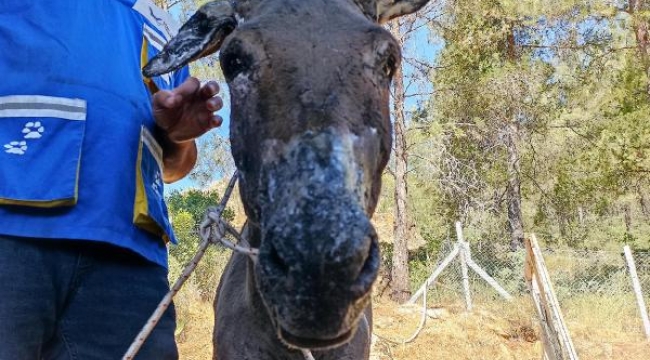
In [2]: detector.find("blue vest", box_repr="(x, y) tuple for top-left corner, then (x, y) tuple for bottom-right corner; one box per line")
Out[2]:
(0, 0), (189, 267)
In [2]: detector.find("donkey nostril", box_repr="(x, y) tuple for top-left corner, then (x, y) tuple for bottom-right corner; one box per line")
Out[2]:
(267, 242), (290, 274)
(350, 235), (380, 299)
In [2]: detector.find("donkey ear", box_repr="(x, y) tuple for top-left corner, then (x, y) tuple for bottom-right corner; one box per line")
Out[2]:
(375, 0), (432, 23)
(143, 1), (237, 77)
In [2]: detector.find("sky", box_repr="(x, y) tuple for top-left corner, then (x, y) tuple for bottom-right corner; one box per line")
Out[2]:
(165, 105), (231, 193)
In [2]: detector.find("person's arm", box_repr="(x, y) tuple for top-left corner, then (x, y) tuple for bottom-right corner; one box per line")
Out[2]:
(152, 77), (223, 183)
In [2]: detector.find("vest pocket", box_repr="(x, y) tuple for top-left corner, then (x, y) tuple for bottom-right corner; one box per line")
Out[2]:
(0, 95), (86, 207)
(133, 126), (176, 244)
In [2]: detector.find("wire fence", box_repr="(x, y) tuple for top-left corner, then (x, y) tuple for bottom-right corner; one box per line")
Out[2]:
(413, 239), (650, 359)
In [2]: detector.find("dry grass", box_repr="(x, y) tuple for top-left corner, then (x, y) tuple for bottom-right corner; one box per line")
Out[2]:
(173, 294), (649, 360)
(371, 298), (541, 360)
(174, 283), (215, 360)
(559, 294), (650, 360)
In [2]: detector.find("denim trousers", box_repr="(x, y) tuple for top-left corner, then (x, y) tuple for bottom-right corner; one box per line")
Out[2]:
(0, 235), (178, 360)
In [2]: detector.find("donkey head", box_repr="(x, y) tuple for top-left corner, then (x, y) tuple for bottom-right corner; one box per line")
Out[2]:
(145, 0), (430, 350)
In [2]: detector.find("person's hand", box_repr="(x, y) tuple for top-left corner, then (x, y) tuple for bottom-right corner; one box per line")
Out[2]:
(152, 77), (223, 143)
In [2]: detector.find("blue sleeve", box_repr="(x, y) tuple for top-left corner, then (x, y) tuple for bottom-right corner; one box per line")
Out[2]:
(173, 66), (191, 87)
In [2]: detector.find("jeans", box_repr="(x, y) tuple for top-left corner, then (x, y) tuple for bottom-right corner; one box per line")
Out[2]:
(0, 236), (178, 360)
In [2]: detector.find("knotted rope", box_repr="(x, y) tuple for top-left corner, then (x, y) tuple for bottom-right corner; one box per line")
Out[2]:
(123, 171), (314, 360)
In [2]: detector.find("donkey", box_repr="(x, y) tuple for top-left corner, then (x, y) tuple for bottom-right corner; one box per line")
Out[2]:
(144, 0), (431, 358)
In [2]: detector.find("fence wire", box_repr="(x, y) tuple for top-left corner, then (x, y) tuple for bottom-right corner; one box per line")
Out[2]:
(414, 240), (650, 359)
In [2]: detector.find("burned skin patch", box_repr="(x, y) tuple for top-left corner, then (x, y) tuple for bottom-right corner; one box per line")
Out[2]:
(143, 0), (435, 358)
(252, 129), (380, 348)
(218, 5), (397, 351)
(225, 21), (399, 224)
(259, 129), (366, 207)
(143, 1), (236, 76)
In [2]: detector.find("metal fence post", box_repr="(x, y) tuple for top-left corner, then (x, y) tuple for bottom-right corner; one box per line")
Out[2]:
(623, 245), (650, 340)
(456, 221), (473, 312)
(408, 245), (460, 304)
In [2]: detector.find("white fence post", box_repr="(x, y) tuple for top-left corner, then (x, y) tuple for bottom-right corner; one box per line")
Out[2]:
(408, 245), (460, 304)
(466, 258), (513, 301)
(408, 222), (513, 306)
(456, 222), (473, 312)
(623, 245), (650, 340)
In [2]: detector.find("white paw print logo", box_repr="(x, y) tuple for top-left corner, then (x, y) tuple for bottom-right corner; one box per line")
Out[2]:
(23, 121), (45, 139)
(4, 141), (28, 155)
(4, 120), (46, 156)
(153, 171), (163, 195)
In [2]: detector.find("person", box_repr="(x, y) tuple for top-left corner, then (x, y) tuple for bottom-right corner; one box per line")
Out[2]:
(0, 1), (222, 358)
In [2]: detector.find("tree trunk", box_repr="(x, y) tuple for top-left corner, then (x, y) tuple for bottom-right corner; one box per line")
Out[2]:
(623, 202), (633, 235)
(630, 0), (650, 96)
(505, 122), (525, 251)
(638, 191), (650, 219)
(491, 189), (503, 214)
(389, 21), (411, 303)
(557, 212), (568, 238)
(504, 23), (525, 251)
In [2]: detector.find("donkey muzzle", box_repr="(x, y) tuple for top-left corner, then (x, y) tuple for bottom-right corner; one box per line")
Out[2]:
(255, 129), (380, 348)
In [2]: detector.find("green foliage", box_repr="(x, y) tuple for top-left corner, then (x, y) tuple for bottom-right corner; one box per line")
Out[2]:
(401, 0), (650, 253)
(159, 0), (650, 305)
(166, 188), (235, 299)
(190, 133), (235, 188)
(168, 210), (196, 266)
(409, 0), (558, 248)
(167, 188), (235, 225)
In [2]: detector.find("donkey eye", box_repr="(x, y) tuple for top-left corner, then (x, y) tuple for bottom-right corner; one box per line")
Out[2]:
(382, 54), (397, 78)
(374, 37), (400, 80)
(220, 45), (252, 82)
(382, 55), (397, 78)
(221, 54), (247, 81)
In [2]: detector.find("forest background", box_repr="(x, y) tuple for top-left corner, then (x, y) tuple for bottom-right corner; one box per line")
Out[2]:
(157, 0), (650, 299)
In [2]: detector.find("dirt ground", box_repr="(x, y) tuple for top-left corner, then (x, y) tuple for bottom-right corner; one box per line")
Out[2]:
(370, 300), (541, 360)
(175, 297), (650, 360)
